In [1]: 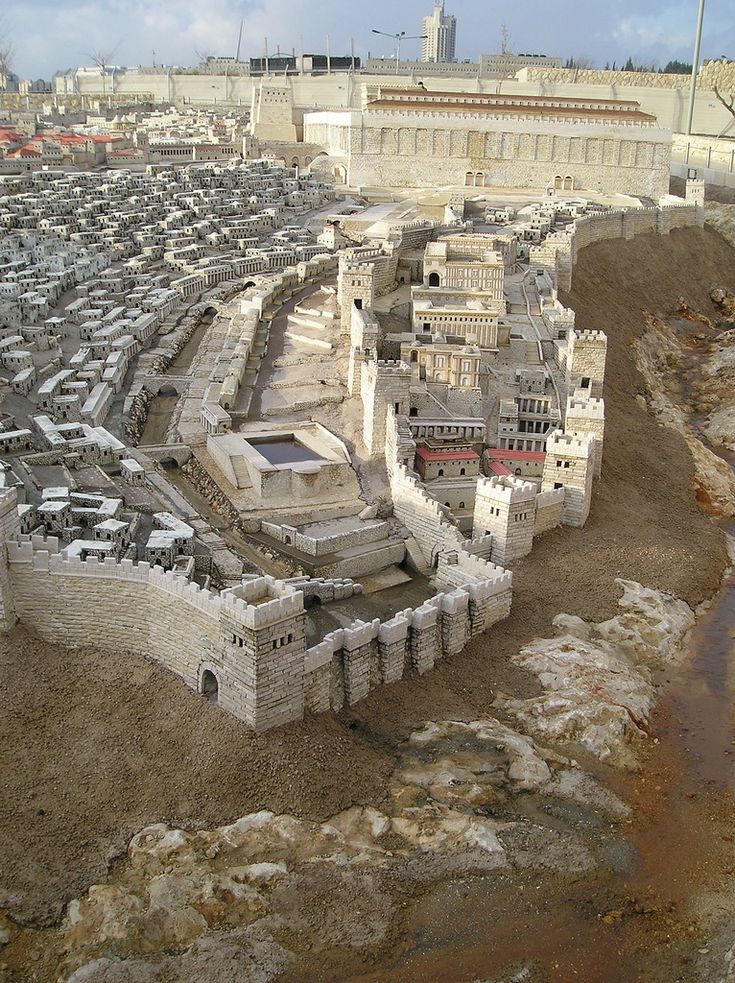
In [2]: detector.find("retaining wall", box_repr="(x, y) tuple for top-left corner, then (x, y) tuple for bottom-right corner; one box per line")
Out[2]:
(261, 518), (390, 556)
(546, 201), (702, 291)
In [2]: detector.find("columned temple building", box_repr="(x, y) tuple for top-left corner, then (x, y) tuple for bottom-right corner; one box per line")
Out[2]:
(304, 87), (671, 197)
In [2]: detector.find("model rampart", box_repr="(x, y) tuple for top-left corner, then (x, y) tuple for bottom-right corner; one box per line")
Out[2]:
(0, 485), (514, 732)
(543, 200), (703, 291)
(302, 571), (513, 711)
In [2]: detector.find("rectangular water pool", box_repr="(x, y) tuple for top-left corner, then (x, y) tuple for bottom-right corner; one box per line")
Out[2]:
(250, 437), (324, 466)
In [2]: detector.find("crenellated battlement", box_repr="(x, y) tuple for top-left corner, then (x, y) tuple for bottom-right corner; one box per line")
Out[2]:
(545, 429), (596, 457)
(567, 391), (605, 418)
(0, 475), (514, 732)
(476, 474), (538, 504)
(221, 578), (304, 630)
(366, 359), (412, 374)
(573, 329), (607, 344)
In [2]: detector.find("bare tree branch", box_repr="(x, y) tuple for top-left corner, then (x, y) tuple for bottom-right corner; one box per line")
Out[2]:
(714, 85), (735, 120)
(85, 42), (121, 72)
(499, 23), (511, 56)
(84, 42), (121, 97)
(0, 16), (15, 77)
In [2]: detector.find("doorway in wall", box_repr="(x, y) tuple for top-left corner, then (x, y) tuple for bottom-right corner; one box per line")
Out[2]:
(201, 669), (219, 703)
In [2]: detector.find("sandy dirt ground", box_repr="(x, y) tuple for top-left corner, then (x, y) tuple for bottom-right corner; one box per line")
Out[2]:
(1, 223), (735, 951)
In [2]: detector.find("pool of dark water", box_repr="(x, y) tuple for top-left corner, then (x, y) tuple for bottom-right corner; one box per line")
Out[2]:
(250, 437), (324, 465)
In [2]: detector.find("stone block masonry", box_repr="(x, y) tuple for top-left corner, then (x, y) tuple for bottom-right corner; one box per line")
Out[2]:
(0, 488), (514, 733)
(567, 330), (607, 398)
(0, 489), (19, 632)
(305, 109), (671, 199)
(472, 476), (537, 566)
(300, 572), (513, 713)
(542, 430), (596, 528)
(390, 461), (465, 565)
(536, 202), (701, 293)
(533, 488), (565, 536)
(337, 259), (375, 336)
(565, 391), (605, 479)
(362, 361), (412, 457)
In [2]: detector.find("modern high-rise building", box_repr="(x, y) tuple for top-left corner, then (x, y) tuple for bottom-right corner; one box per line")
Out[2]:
(421, 2), (457, 63)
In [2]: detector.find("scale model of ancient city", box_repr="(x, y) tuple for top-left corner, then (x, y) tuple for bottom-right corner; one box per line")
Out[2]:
(0, 48), (714, 733)
(8, 1), (735, 977)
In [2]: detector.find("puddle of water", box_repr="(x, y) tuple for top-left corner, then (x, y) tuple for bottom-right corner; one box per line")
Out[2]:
(250, 437), (324, 465)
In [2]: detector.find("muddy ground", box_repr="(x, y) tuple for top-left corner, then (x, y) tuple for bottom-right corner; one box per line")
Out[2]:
(2, 224), (735, 945)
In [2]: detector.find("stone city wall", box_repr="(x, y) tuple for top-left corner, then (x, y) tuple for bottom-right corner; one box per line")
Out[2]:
(389, 462), (465, 565)
(533, 487), (566, 536)
(521, 67), (690, 89)
(540, 200), (702, 291)
(302, 572), (513, 712)
(7, 545), (222, 692)
(434, 546), (507, 591)
(1, 524), (508, 731)
(658, 202), (699, 234)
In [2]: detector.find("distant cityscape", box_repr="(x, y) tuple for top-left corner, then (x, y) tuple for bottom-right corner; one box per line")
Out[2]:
(0, 2), (566, 96)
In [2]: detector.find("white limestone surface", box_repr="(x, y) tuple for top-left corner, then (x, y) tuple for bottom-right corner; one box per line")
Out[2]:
(495, 579), (695, 768)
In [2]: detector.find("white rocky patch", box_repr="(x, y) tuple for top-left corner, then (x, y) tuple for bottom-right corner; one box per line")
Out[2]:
(495, 580), (695, 767)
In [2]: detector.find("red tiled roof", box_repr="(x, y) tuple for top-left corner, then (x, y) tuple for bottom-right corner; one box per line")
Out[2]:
(488, 461), (513, 476)
(8, 146), (41, 158)
(416, 447), (480, 462)
(486, 448), (546, 461)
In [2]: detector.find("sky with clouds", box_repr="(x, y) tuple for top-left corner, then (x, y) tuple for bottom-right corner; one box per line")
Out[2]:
(3, 0), (734, 80)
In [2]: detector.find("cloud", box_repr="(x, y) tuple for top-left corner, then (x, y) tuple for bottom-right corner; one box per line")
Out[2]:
(3, 0), (735, 80)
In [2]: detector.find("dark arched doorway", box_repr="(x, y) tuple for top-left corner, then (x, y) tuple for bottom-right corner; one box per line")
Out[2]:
(428, 272), (440, 287)
(201, 669), (219, 703)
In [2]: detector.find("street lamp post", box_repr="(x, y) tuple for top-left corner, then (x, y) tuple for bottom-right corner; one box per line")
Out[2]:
(686, 0), (706, 136)
(371, 29), (427, 73)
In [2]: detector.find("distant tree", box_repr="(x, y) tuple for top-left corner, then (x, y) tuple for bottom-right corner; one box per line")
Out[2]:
(0, 17), (15, 78)
(85, 43), (121, 96)
(623, 57), (635, 71)
(663, 59), (693, 74)
(564, 56), (593, 70)
(194, 47), (215, 66)
(499, 23), (511, 56)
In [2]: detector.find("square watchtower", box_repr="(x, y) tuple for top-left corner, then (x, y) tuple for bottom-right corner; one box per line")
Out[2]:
(218, 577), (307, 732)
